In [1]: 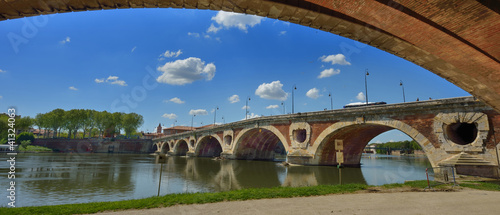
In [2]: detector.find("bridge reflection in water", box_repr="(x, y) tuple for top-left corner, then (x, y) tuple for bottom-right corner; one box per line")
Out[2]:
(3, 153), (431, 207)
(154, 155), (430, 193)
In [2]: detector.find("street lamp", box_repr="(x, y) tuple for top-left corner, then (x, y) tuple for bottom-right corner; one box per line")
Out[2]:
(365, 69), (369, 105)
(245, 96), (251, 120)
(173, 120), (177, 134)
(222, 116), (225, 124)
(191, 114), (196, 131)
(213, 106), (219, 125)
(400, 80), (406, 103)
(292, 84), (297, 114)
(328, 91), (333, 110)
(281, 102), (286, 114)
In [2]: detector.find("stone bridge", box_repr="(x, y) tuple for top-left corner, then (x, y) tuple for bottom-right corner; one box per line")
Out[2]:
(1, 0), (499, 112)
(153, 97), (500, 178)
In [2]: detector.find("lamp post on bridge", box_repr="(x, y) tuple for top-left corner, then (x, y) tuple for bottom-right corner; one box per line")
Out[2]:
(281, 102), (286, 114)
(245, 96), (251, 120)
(222, 116), (225, 125)
(292, 84), (297, 114)
(328, 91), (333, 110)
(400, 80), (406, 103)
(365, 69), (369, 105)
(213, 106), (219, 125)
(191, 114), (196, 131)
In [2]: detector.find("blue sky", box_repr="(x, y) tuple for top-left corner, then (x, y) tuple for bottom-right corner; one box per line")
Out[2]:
(0, 8), (470, 143)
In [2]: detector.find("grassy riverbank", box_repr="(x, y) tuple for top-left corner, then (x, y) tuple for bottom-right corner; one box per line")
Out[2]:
(2, 180), (499, 215)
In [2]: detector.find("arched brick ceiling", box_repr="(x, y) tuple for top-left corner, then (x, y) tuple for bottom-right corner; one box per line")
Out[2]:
(1, 0), (498, 111)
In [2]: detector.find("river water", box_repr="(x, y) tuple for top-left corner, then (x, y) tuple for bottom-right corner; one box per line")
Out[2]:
(1, 153), (433, 207)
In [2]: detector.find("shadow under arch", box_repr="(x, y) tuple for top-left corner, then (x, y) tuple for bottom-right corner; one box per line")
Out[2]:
(311, 119), (436, 167)
(173, 139), (189, 156)
(195, 135), (223, 157)
(233, 126), (288, 161)
(159, 141), (170, 154)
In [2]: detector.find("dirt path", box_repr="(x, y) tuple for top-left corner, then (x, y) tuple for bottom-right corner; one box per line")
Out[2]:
(95, 189), (500, 215)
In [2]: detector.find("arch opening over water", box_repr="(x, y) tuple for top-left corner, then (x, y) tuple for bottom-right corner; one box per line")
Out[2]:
(160, 142), (170, 154)
(195, 135), (223, 157)
(234, 128), (287, 161)
(174, 139), (189, 156)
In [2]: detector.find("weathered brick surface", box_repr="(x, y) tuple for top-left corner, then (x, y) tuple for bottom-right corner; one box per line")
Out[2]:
(3, 0), (498, 112)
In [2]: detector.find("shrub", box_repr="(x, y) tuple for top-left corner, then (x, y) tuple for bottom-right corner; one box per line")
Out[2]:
(16, 132), (35, 144)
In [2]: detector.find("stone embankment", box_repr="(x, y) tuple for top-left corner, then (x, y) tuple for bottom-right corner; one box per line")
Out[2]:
(32, 138), (154, 153)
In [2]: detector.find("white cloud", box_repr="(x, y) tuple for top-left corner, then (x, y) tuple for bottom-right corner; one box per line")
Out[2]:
(318, 68), (341, 79)
(161, 49), (182, 58)
(204, 35), (211, 39)
(162, 113), (178, 119)
(0, 96), (3, 99)
(356, 92), (366, 101)
(255, 80), (288, 101)
(228, 95), (240, 103)
(156, 57), (216, 85)
(279, 31), (286, 36)
(320, 54), (351, 65)
(242, 105), (250, 110)
(165, 97), (185, 104)
(245, 113), (260, 120)
(95, 76), (127, 86)
(306, 88), (321, 99)
(207, 23), (222, 33)
(189, 109), (208, 116)
(69, 86), (78, 91)
(266, 105), (279, 109)
(60, 37), (70, 44)
(131, 46), (136, 52)
(188, 32), (200, 37)
(0, 69), (6, 73)
(211, 11), (264, 33)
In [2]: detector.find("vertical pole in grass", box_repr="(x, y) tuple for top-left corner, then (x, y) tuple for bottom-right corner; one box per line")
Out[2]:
(158, 162), (163, 196)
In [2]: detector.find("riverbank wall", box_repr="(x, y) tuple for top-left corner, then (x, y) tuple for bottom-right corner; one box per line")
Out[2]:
(32, 138), (154, 153)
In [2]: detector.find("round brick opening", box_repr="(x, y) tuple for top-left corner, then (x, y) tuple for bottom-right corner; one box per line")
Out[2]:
(293, 129), (307, 143)
(445, 123), (478, 145)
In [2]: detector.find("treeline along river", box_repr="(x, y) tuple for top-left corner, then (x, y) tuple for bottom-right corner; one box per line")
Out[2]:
(0, 153), (433, 207)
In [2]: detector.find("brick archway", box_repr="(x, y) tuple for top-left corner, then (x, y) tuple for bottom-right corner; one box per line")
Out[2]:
(195, 134), (223, 157)
(310, 119), (438, 167)
(1, 1), (498, 111)
(232, 126), (289, 161)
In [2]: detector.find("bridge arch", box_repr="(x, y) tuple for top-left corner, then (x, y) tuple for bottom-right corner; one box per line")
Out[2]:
(310, 119), (436, 167)
(159, 141), (170, 154)
(173, 139), (189, 156)
(195, 134), (223, 157)
(1, 1), (498, 112)
(233, 126), (289, 161)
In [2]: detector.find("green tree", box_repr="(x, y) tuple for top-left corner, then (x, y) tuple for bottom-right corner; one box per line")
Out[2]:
(17, 116), (33, 133)
(64, 109), (86, 139)
(122, 113), (144, 137)
(34, 113), (49, 138)
(95, 111), (112, 138)
(112, 112), (124, 136)
(47, 108), (65, 138)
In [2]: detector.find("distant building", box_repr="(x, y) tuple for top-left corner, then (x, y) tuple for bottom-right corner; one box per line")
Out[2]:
(162, 126), (193, 135)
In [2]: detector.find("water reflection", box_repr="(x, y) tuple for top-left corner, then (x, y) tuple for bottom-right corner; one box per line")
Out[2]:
(0, 153), (432, 207)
